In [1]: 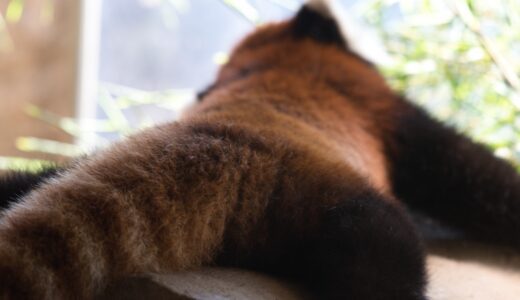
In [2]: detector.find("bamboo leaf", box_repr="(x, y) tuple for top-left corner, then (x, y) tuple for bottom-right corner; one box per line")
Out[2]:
(16, 137), (82, 157)
(220, 0), (260, 24)
(0, 156), (53, 172)
(6, 0), (24, 23)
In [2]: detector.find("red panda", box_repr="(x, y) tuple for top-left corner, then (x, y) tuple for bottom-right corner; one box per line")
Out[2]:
(1, 2), (520, 299)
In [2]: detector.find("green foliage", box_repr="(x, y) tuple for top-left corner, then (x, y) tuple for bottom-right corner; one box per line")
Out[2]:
(361, 0), (520, 167)
(0, 84), (194, 171)
(5, 0), (24, 23)
(220, 0), (299, 23)
(4, 0), (519, 171)
(1, 0), (55, 52)
(0, 156), (53, 173)
(221, 0), (520, 167)
(221, 0), (261, 24)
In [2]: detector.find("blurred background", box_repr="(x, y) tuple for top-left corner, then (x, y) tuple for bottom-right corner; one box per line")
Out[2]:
(0, 0), (519, 172)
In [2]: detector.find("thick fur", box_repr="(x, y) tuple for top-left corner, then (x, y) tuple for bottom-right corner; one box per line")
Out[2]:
(1, 3), (519, 300)
(385, 103), (520, 247)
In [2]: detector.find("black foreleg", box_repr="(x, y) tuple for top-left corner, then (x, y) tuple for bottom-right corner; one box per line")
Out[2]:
(281, 192), (427, 300)
(387, 101), (520, 249)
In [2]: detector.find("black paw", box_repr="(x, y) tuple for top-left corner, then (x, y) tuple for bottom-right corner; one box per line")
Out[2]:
(302, 195), (428, 300)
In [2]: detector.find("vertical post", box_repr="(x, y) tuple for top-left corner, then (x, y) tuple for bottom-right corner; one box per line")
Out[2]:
(76, 0), (102, 151)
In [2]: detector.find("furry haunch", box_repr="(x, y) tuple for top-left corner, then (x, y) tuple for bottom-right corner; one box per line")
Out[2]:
(1, 2), (519, 300)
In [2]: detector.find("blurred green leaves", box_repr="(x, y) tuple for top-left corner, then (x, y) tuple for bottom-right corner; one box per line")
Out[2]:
(0, 84), (195, 171)
(5, 0), (24, 23)
(219, 0), (520, 167)
(361, 0), (520, 167)
(1, 0), (55, 52)
(139, 0), (191, 29)
(4, 0), (55, 25)
(0, 156), (53, 173)
(221, 0), (261, 24)
(3, 0), (519, 172)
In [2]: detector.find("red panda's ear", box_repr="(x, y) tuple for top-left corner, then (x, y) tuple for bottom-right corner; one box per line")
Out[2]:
(292, 1), (346, 47)
(293, 1), (389, 66)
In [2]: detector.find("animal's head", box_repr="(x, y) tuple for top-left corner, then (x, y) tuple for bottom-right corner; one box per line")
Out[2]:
(199, 0), (390, 100)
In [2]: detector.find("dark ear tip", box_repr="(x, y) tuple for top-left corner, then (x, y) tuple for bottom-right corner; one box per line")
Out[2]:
(292, 4), (346, 47)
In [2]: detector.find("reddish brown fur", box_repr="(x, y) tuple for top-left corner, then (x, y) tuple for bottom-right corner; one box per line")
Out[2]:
(0, 14), (412, 299)
(191, 21), (398, 192)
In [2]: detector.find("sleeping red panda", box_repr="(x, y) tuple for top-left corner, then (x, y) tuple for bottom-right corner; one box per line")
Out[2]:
(1, 2), (520, 299)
